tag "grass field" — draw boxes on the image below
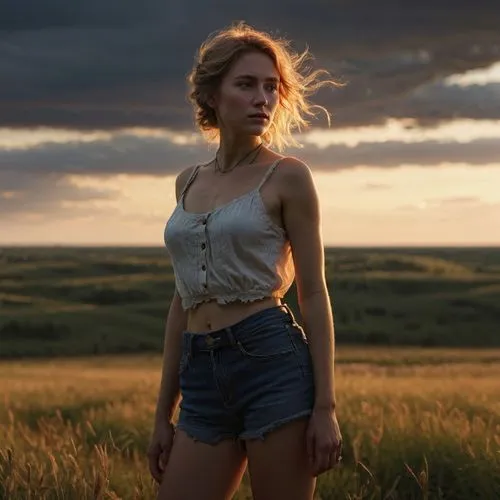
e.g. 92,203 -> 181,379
1,246 -> 500,358
1,349 -> 499,499
0,246 -> 499,498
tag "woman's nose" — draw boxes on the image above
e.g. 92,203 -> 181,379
253,89 -> 268,106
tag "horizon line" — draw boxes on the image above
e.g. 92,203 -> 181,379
1,243 -> 499,249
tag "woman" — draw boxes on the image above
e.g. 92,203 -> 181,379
149,22 -> 342,500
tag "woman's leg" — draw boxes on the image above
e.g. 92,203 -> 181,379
245,418 -> 315,500
157,429 -> 247,500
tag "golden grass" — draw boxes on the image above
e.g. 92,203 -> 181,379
1,348 -> 499,499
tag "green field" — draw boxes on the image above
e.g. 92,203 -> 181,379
1,247 -> 499,498
1,350 -> 499,499
1,246 -> 500,358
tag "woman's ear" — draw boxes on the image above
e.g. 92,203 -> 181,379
207,86 -> 220,109
207,94 -> 217,108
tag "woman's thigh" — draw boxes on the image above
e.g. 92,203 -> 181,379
157,430 -> 247,500
245,418 -> 316,500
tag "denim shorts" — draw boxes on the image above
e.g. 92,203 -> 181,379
176,303 -> 315,445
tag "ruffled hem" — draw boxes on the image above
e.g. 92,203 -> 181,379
182,292 -> 279,311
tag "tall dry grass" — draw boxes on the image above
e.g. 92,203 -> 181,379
1,351 -> 499,499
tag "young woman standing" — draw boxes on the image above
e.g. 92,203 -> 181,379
149,22 -> 342,500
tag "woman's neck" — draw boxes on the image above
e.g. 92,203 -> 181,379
216,136 -> 263,171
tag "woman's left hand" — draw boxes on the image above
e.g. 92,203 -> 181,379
306,406 -> 343,476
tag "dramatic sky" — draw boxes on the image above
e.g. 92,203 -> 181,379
1,0 -> 500,246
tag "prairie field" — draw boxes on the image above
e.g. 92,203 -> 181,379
0,246 -> 499,498
1,246 -> 500,358
1,350 -> 500,499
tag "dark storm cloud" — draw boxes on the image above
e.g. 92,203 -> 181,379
0,169 -> 118,219
299,137 -> 500,169
0,134 -> 209,176
394,82 -> 500,124
331,81 -> 500,128
1,0 -> 500,131
1,133 -> 499,180
2,129 -> 499,218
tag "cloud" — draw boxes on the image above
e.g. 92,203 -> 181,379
0,133 -> 209,176
427,196 -> 483,207
0,131 -> 498,221
396,197 -> 500,225
1,0 -> 500,131
327,80 -> 500,129
362,182 -> 392,190
2,132 -> 500,182
299,137 -> 500,169
389,82 -> 500,126
0,170 -> 119,219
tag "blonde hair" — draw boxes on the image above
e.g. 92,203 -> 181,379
187,21 -> 341,151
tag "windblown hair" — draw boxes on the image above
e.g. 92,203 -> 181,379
187,21 -> 341,151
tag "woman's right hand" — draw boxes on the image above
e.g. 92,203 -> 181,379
147,420 -> 175,483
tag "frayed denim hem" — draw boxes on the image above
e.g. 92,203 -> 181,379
239,409 -> 312,441
175,423 -> 240,447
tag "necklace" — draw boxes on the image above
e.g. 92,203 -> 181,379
214,143 -> 263,174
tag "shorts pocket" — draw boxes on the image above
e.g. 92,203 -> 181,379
287,323 -> 309,346
236,323 -> 296,359
286,323 -> 313,377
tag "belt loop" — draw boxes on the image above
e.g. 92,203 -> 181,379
225,327 -> 237,346
282,303 -> 297,324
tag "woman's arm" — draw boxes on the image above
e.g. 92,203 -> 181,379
153,166 -> 195,424
279,158 -> 336,410
280,157 -> 342,476
153,288 -> 187,425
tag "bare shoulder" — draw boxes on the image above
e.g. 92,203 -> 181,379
175,165 -> 198,202
275,156 -> 317,201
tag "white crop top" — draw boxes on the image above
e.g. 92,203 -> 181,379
164,159 -> 295,310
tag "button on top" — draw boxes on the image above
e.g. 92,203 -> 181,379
200,217 -> 208,290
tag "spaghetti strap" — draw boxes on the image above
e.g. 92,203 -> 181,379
180,165 -> 202,198
257,159 -> 282,190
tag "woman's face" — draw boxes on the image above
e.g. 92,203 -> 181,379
211,51 -> 280,137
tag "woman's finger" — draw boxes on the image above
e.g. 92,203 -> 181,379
315,443 -> 331,475
147,443 -> 163,483
328,449 -> 342,469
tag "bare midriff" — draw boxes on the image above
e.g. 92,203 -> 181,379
186,296 -> 282,333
